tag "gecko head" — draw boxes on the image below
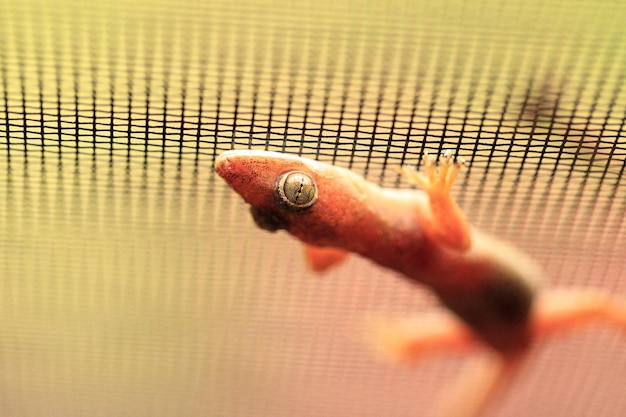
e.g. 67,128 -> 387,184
215,150 -> 367,244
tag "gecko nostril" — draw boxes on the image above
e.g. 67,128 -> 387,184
274,171 -> 318,212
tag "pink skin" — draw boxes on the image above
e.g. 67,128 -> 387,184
215,150 -> 626,417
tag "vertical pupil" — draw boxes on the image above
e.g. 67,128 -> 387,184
294,182 -> 304,202
276,171 -> 317,211
287,174 -> 305,202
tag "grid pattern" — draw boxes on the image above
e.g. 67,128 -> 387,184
0,0 -> 625,416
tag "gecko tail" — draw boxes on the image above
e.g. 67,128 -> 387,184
433,354 -> 526,417
303,244 -> 350,272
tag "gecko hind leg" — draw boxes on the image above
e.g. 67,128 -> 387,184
370,313 -> 526,417
434,354 -> 526,417
398,150 -> 471,251
533,288 -> 626,339
372,291 -> 626,417
436,290 -> 626,417
370,311 -> 481,364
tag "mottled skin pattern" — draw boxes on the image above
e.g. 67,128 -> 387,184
215,149 -> 626,417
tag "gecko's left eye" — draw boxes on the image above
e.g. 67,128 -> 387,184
274,171 -> 318,212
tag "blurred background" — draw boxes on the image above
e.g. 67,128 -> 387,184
0,0 -> 625,416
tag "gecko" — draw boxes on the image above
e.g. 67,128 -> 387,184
214,149 -> 626,417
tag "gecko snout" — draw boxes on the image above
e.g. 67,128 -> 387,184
214,152 -> 232,177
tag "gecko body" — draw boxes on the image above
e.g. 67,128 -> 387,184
215,149 -> 626,417
215,150 -> 541,356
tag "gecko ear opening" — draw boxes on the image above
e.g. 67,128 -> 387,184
274,171 -> 318,212
249,207 -> 287,232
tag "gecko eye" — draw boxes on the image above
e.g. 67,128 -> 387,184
274,171 -> 318,212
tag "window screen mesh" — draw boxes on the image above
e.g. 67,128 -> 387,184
1,0 -> 625,416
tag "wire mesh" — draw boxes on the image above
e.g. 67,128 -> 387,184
0,0 -> 625,416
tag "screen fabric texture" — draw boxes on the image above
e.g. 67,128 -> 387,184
0,1 -> 625,417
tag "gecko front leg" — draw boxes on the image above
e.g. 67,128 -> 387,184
399,151 -> 471,251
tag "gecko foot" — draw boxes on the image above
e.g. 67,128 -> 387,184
398,150 -> 465,195
398,150 -> 471,251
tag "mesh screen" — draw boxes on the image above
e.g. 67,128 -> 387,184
1,0 -> 625,416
